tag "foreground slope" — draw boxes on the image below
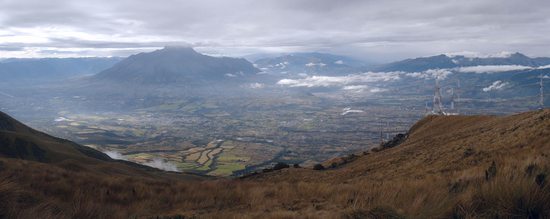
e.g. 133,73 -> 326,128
1,110 -> 549,218
0,110 -> 205,180
253,109 -> 550,182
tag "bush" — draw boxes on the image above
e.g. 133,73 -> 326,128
273,162 -> 290,171
485,161 -> 497,181
313,164 -> 325,170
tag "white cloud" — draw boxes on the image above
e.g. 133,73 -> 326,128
247,82 -> 265,89
342,85 -> 368,90
458,65 -> 533,73
104,150 -> 128,160
334,60 -> 344,65
143,158 -> 179,172
54,117 -> 72,122
483,80 -> 509,92
404,72 -> 425,78
404,69 -> 452,80
277,72 -> 401,88
305,62 -> 327,67
341,107 -> 364,116
369,87 -> 388,93
445,51 -> 514,58
425,69 -> 452,80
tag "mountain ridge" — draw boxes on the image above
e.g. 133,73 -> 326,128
372,52 -> 550,72
93,47 -> 260,85
0,57 -> 121,84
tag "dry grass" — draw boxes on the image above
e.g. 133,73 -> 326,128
2,155 -> 549,218
0,109 -> 549,218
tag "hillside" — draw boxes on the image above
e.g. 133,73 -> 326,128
93,47 -> 259,85
371,52 -> 550,72
0,110 -> 206,189
1,110 -> 549,218
253,109 -> 550,182
0,111 -> 113,163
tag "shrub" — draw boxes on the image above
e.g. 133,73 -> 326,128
485,161 -> 497,181
313,164 -> 325,170
463,148 -> 475,158
536,173 -> 546,187
273,162 -> 290,171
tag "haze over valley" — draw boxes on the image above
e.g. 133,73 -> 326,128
1,47 -> 548,176
1,0 -> 549,218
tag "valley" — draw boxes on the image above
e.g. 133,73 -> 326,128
5,93 -> 420,176
1,84 -> 540,176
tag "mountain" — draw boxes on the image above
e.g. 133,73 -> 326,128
254,52 -> 366,75
0,110 -> 112,162
373,52 -> 550,72
93,47 -> 260,85
0,110 -> 205,176
0,57 -> 121,84
1,109 -> 549,218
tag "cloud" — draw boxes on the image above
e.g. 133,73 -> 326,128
305,62 -> 327,67
277,72 -> 401,87
403,69 -> 452,80
341,107 -> 364,116
458,65 -> 533,73
246,82 -> 265,89
444,51 -> 514,58
1,0 -> 550,60
483,80 -> 509,92
342,85 -> 368,90
425,69 -> 452,80
369,87 -> 388,93
104,150 -> 128,160
143,158 -> 179,172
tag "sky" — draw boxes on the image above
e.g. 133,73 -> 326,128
1,0 -> 550,62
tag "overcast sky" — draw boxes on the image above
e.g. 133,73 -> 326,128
1,0 -> 549,62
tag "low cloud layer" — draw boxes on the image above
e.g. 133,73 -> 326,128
143,158 -> 180,172
458,64 -> 550,73
458,65 -> 534,73
104,150 -> 128,160
1,0 -> 550,60
277,72 -> 402,88
483,80 -> 509,92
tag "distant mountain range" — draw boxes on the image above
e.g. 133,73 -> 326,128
1,50 -> 547,104
93,47 -> 259,85
0,57 -> 121,84
371,52 -> 550,72
254,52 -> 365,75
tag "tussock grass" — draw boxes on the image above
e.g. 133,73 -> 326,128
2,157 -> 549,218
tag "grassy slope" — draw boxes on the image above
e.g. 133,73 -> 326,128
0,110 -> 549,218
254,109 -> 550,183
